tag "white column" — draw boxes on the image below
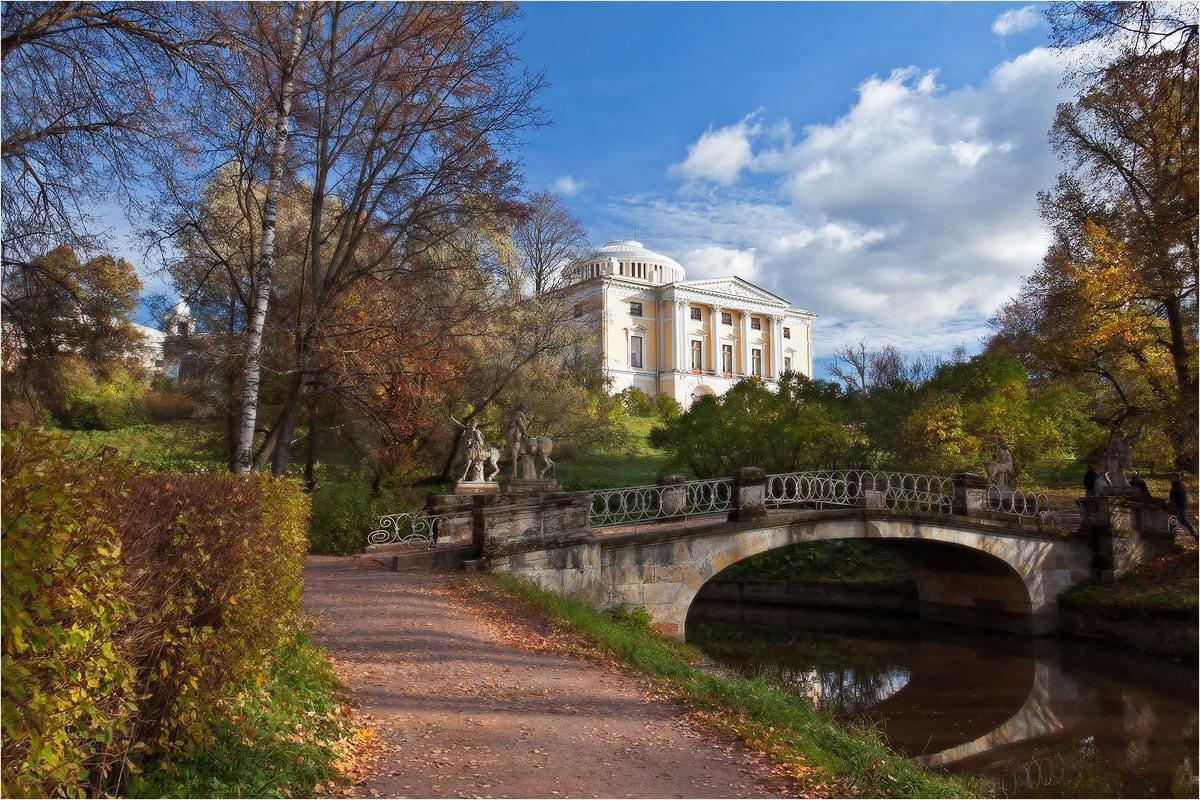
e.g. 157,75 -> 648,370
770,315 -> 784,379
674,301 -> 687,372
806,321 -> 814,376
709,304 -> 721,373
739,309 -> 751,376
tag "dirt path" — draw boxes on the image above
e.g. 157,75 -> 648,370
303,556 -> 796,799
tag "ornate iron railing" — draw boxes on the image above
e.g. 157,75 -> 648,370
589,477 -> 733,529
766,470 -> 955,515
366,511 -> 471,549
984,486 -> 1082,532
1168,512 -> 1197,540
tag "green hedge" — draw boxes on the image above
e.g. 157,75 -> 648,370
1,428 -> 311,797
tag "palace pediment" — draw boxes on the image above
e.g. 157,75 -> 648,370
675,277 -> 791,307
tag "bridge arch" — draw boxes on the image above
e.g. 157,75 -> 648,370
607,512 -> 1093,639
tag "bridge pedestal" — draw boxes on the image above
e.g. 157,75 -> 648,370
1080,495 -> 1176,581
727,467 -> 768,523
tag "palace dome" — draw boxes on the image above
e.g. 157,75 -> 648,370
568,239 -> 685,284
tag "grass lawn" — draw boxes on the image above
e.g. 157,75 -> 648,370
555,414 -> 682,490
56,418 -> 228,470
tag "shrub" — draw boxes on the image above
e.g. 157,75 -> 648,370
617,386 -> 655,416
309,476 -> 401,555
0,398 -> 49,429
1,428 -> 311,796
140,389 -> 197,422
2,433 -> 138,797
55,358 -> 148,431
652,393 -> 682,421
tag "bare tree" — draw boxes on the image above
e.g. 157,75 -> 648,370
512,190 -> 590,296
826,339 -> 951,393
1,2 -> 223,263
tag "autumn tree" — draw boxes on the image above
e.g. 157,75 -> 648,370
1,245 -> 144,423
252,3 -> 544,476
990,2 -> 1198,469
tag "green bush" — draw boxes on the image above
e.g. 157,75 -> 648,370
1,428 -> 312,796
616,386 -> 655,416
309,477 -> 400,555
55,358 -> 148,431
1,433 -> 138,797
652,393 -> 682,421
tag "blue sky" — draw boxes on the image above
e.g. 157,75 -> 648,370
130,2 -> 1071,377
510,2 -> 1070,372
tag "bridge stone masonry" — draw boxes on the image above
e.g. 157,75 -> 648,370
374,468 -> 1180,640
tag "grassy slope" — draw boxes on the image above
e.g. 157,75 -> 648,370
59,418 -> 228,470
555,415 -> 681,490
1062,548 -> 1198,619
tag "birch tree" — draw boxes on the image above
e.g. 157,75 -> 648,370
232,3 -> 309,474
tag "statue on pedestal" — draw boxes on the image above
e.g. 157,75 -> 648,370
502,403 -> 559,490
985,441 -> 1014,488
450,416 -> 499,484
1103,431 -> 1132,490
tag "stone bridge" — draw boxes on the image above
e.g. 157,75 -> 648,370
372,469 -> 1178,639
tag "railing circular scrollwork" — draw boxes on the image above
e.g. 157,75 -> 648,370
984,486 -> 1082,532
589,477 -> 732,528
367,512 -> 460,549
765,470 -> 954,515
1168,513 -> 1197,541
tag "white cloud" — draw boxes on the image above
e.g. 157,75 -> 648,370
640,46 -> 1074,359
551,174 -> 586,195
668,112 -> 762,186
684,245 -> 759,282
992,6 -> 1042,37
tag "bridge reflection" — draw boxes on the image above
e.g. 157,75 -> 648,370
687,602 -> 1198,797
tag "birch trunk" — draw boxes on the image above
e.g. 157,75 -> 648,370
233,3 -> 305,473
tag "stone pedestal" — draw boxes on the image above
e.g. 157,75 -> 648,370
658,474 -> 688,517
728,466 -> 767,523
502,478 -> 562,494
952,472 -> 989,516
453,480 -> 500,495
472,492 -> 590,560
1080,494 -> 1176,581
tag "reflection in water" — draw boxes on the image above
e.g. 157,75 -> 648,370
688,601 -> 1199,798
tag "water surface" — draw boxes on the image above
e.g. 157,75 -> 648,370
688,601 -> 1198,797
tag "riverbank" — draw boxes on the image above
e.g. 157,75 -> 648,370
1059,548 -> 1198,659
303,556 -> 982,798
701,545 -> 1198,660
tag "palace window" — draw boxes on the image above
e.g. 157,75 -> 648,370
783,326 -> 791,339
722,344 -> 733,374
752,348 -> 762,377
784,356 -> 792,371
721,312 -> 732,325
629,301 -> 643,317
691,340 -> 703,370
690,307 -> 702,321
630,335 -> 644,369
750,317 -> 761,331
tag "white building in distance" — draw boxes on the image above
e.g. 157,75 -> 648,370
564,239 -> 816,407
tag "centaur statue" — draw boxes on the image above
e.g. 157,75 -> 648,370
984,441 -> 1014,488
449,415 -> 500,482
505,404 -> 555,480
